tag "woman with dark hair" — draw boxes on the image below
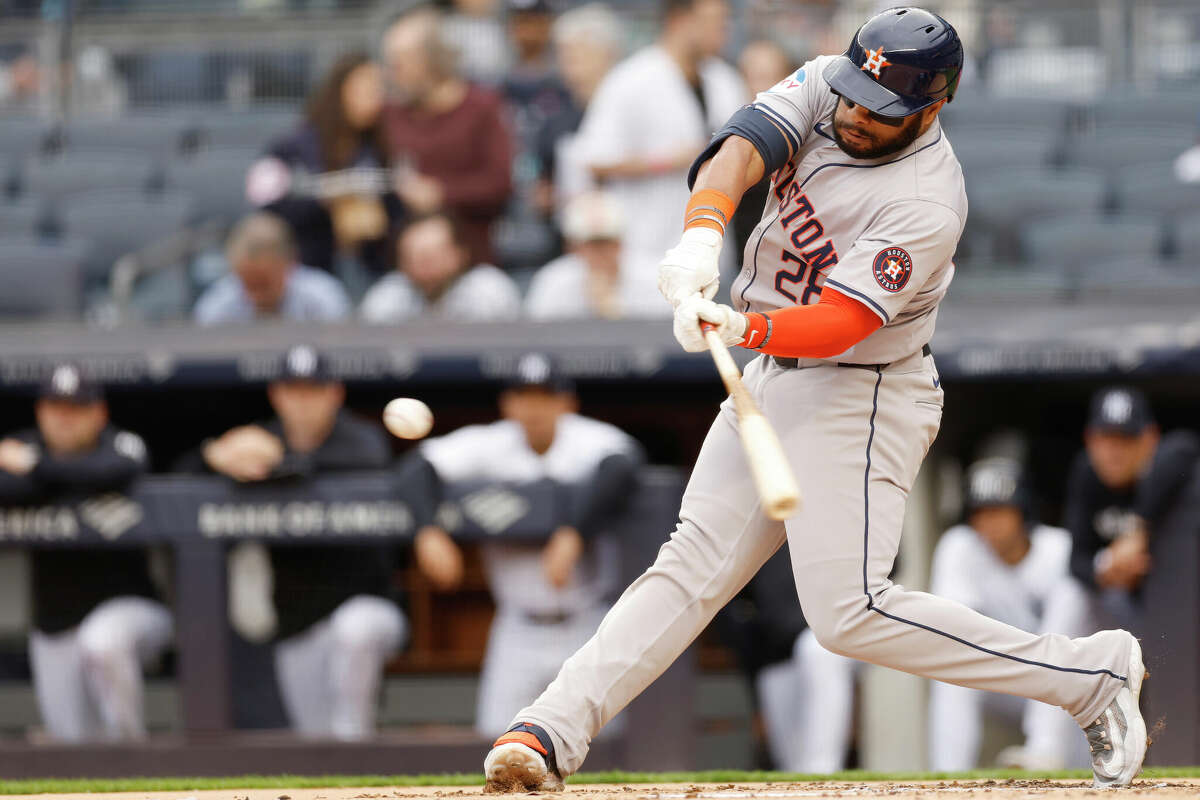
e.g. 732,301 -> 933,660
246,52 -> 402,282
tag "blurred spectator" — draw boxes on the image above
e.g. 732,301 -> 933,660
441,0 -> 511,84
733,37 -> 797,256
525,191 -> 623,319
495,0 -> 574,272
738,37 -> 794,96
0,364 -> 168,742
535,3 -> 624,210
382,6 -> 514,265
503,0 -> 567,115
69,45 -> 127,116
927,458 -> 1083,772
412,353 -> 640,735
361,211 -> 520,323
0,49 -> 40,112
246,52 -> 401,279
1174,112 -> 1200,183
574,0 -> 746,317
180,345 -> 405,740
194,212 -> 351,325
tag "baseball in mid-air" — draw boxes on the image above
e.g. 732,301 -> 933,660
383,397 -> 434,440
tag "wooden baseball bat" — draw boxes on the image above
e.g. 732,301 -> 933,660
701,324 -> 801,520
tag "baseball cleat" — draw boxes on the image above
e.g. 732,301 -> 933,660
1085,633 -> 1147,788
483,722 -> 564,793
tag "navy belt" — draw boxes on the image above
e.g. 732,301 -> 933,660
773,343 -> 932,371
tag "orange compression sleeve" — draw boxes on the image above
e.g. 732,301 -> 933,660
738,288 -> 883,358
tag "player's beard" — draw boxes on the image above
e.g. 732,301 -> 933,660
831,112 -> 924,159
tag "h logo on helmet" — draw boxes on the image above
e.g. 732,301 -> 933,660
860,46 -> 890,78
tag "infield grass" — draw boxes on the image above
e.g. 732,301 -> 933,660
2,768 -> 1200,795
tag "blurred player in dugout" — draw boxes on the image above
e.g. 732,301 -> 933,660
997,386 -> 1200,768
926,458 -> 1085,772
179,344 -> 407,739
0,364 -> 168,742
410,353 -> 641,735
788,456 -> 1103,773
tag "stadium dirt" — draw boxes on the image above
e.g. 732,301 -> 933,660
6,780 -> 1200,800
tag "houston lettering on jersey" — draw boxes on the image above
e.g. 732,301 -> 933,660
772,173 -> 839,305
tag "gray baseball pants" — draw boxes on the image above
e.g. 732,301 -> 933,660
515,351 -> 1133,775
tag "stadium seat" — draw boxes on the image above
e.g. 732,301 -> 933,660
0,237 -> 86,317
1168,209 -> 1200,255
163,147 -> 257,225
1112,163 -> 1200,219
60,114 -> 189,157
1020,213 -> 1164,269
189,109 -> 297,151
20,149 -> 160,200
939,95 -> 1074,134
0,198 -> 49,237
948,260 -> 1072,303
1087,90 -> 1200,128
949,128 -> 1059,175
1077,256 -> 1200,299
965,167 -> 1108,260
0,117 -> 53,157
1065,124 -> 1193,172
59,189 -> 193,286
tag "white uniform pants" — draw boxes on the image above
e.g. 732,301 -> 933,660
515,353 -> 1133,776
476,606 -> 608,737
755,627 -> 860,774
29,596 -> 173,742
274,595 -> 406,740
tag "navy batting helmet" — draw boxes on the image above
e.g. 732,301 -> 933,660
823,7 -> 963,119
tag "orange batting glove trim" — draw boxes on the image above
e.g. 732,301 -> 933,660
493,730 -> 549,755
740,312 -> 771,350
685,188 -> 736,235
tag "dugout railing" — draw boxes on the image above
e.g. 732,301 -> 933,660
0,467 -> 692,778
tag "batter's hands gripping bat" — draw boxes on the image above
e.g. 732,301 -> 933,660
701,323 -> 801,520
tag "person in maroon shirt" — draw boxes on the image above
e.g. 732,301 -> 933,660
382,6 -> 514,267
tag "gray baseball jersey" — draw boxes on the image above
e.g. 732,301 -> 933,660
734,54 -> 966,365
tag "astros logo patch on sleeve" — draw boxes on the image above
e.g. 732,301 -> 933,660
872,247 -> 912,292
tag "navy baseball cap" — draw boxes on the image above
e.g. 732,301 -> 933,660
506,352 -> 574,393
1087,386 -> 1154,436
39,363 -> 103,404
278,344 -> 333,383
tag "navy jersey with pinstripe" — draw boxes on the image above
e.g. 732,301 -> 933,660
731,54 -> 967,366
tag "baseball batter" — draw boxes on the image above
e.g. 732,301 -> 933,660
484,8 -> 1146,791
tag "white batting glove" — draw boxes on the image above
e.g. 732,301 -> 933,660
673,295 -> 747,353
657,227 -> 722,308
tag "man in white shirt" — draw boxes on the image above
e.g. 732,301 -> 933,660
360,211 -> 520,323
573,0 -> 745,317
526,191 -> 623,320
194,213 -> 351,325
412,354 -> 641,735
928,458 -> 1086,771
